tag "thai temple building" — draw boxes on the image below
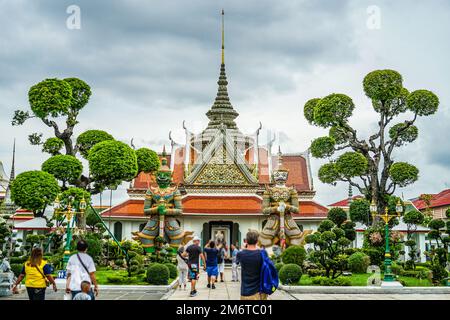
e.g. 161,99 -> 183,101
101,11 -> 328,246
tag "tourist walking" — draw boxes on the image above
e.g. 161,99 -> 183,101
176,246 -> 189,290
65,240 -> 98,300
204,240 -> 219,289
12,247 -> 57,300
236,230 -> 266,300
183,236 -> 206,297
231,244 -> 240,282
217,242 -> 227,282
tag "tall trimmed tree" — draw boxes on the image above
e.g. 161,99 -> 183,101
304,70 -> 439,213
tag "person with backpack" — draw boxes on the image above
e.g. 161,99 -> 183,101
176,246 -> 189,290
65,240 -> 98,300
12,247 -> 57,300
236,230 -> 278,300
217,242 -> 227,282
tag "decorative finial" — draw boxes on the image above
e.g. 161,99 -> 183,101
277,146 -> 283,169
348,183 -> 353,205
221,9 -> 225,65
162,144 -> 167,157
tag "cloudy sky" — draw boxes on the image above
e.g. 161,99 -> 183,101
0,0 -> 449,206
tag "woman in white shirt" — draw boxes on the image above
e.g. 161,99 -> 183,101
176,246 -> 189,289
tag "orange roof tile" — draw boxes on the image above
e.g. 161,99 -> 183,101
412,189 -> 450,210
183,196 -> 262,214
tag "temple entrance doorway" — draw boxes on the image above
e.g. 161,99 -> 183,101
202,221 -> 240,257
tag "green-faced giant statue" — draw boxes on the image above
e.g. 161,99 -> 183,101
132,155 -> 193,252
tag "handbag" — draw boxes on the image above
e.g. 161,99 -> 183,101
34,265 -> 50,287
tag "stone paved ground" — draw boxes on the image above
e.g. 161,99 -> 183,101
167,268 -> 294,300
0,287 -> 164,300
292,293 -> 450,300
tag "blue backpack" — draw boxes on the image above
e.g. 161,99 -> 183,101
259,249 -> 279,295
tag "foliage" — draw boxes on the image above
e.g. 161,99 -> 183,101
426,218 -> 449,284
305,210 -> 356,279
41,155 -> 83,186
349,198 -> 371,226
76,130 -> 114,159
403,209 -> 425,270
11,170 -> 60,216
303,69 -> 439,216
88,140 -> 138,190
389,162 -> 419,187
163,263 -> 178,279
348,252 -> 370,273
60,187 -> 91,211
310,276 -> 351,286
310,136 -> 335,158
307,269 -> 326,277
327,207 -> 348,226
42,137 -> 64,155
135,148 -> 160,174
28,78 -> 73,118
279,264 -> 302,285
146,263 -> 170,285
281,245 -> 306,266
10,264 -> 23,277
274,262 -> 284,273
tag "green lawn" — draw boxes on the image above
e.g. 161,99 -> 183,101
95,268 -> 175,285
297,273 -> 433,287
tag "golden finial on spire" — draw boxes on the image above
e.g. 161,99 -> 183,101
221,9 -> 225,65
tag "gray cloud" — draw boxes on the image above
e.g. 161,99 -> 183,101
0,0 -> 449,206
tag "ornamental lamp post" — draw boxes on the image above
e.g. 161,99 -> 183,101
370,199 -> 403,282
53,195 -> 87,270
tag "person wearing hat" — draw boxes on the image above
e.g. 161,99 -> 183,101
183,236 -> 206,297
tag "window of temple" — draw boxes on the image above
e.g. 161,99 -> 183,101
296,222 -> 304,232
139,223 -> 146,231
114,221 -> 123,241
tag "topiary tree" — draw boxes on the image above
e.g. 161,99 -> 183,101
280,245 -> 306,267
402,209 -> 425,270
305,210 -> 356,279
76,130 -> 114,159
349,198 -> 371,226
10,171 -> 60,217
348,252 -> 370,273
327,207 -> 348,226
146,263 -> 170,285
304,70 -> 439,215
278,263 -> 302,285
42,137 -> 64,155
136,148 -> 160,174
426,218 -> 449,285
88,140 -> 138,191
41,155 -> 83,188
163,262 -> 178,279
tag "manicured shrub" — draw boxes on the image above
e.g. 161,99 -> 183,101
311,276 -> 351,286
275,262 -> 284,273
348,252 -> 370,273
390,263 -> 404,276
307,269 -> 326,277
10,264 -> 23,277
281,245 -> 307,266
279,264 -> 302,285
164,263 -> 178,279
146,263 -> 170,285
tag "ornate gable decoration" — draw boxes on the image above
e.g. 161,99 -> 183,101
185,129 -> 258,185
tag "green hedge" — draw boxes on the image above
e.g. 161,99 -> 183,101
348,252 -> 370,273
311,276 -> 351,286
281,246 -> 307,266
275,262 -> 284,273
164,263 -> 178,279
10,263 -> 23,277
146,263 -> 170,285
307,269 -> 326,277
279,264 -> 302,285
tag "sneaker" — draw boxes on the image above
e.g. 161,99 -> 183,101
212,284 -> 216,289
221,279 -> 224,282
207,284 -> 211,288
190,291 -> 197,297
